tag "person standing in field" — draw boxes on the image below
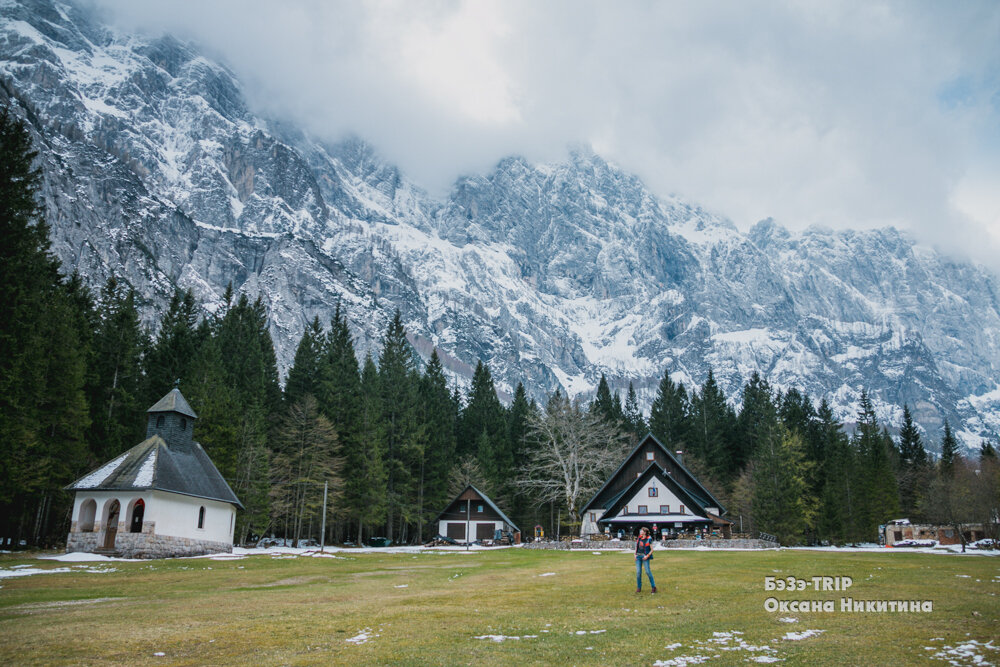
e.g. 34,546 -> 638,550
635,526 -> 656,593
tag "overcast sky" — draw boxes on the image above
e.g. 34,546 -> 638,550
91,0 -> 1000,269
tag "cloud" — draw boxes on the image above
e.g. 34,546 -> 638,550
89,0 -> 1000,269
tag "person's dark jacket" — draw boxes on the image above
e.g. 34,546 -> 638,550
636,535 -> 653,560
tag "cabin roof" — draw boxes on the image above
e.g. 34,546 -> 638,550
599,462 -> 708,523
434,485 -> 518,532
581,432 -> 724,514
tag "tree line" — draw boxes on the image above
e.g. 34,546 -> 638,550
2,106 -> 997,548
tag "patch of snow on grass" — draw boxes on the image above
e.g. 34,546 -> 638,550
394,584 -> 408,588
782,630 -> 825,641
927,639 -> 999,665
538,572 -> 556,577
345,628 -> 379,645
778,617 -> 798,623
653,656 -> 712,666
474,634 -> 536,642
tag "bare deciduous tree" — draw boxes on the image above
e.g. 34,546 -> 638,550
516,393 -> 629,533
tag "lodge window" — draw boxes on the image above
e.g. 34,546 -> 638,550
180,418 -> 187,430
646,451 -> 654,460
638,505 -> 648,515
157,416 -> 164,428
648,487 -> 658,497
660,505 -> 669,514
197,506 -> 206,529
477,505 -> 484,513
679,505 -> 685,514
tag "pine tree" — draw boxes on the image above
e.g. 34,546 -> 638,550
418,350 -> 457,541
689,370 -> 737,480
648,368 -> 689,449
270,396 -> 343,546
852,391 -> 900,538
458,360 -> 507,460
622,382 -> 646,442
896,405 -> 929,518
0,106 -> 89,545
144,289 -> 202,403
377,310 -> 422,541
355,354 -> 387,542
748,425 -> 815,545
283,316 -> 324,407
814,400 -> 855,543
939,419 -> 959,477
591,374 -> 621,425
735,371 -> 777,469
88,277 -> 146,461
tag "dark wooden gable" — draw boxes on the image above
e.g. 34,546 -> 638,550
602,462 -> 709,520
434,485 -> 518,530
582,433 -> 724,515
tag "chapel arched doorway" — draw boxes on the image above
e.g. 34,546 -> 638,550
103,500 -> 120,550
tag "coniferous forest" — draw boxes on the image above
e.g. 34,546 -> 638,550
2,108 -> 998,549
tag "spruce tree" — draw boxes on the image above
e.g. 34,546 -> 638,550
283,316 -> 324,406
748,425 -> 815,545
689,370 -> 737,480
591,374 -> 621,425
0,106 -> 89,544
896,405 -> 928,518
940,419 -> 959,477
814,400 -> 854,543
377,310 -> 421,541
355,353 -> 387,542
88,277 -> 146,461
144,289 -> 202,403
648,368 -> 690,449
418,350 -> 458,540
852,391 -> 900,538
622,382 -> 646,442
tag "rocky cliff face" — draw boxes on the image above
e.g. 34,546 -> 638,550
2,0 -> 998,449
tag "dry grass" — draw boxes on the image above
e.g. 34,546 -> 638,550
0,548 -> 997,665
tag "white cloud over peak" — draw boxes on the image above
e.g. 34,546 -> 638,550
90,0 -> 1000,269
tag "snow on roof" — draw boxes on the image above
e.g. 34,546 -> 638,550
133,449 -> 156,487
71,453 -> 128,489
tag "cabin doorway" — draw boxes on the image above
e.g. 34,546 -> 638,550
130,499 -> 145,533
103,500 -> 120,550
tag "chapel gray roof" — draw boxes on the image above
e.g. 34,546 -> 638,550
65,435 -> 243,509
147,387 -> 198,419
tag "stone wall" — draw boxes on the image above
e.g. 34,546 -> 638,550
66,530 -> 232,559
522,538 -> 777,550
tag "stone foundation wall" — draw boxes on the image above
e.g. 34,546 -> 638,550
66,531 -> 232,559
523,538 -> 777,550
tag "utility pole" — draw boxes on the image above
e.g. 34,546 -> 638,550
320,480 -> 328,553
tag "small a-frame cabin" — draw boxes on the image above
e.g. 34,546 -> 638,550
65,388 -> 242,558
580,433 -> 730,538
435,486 -> 518,544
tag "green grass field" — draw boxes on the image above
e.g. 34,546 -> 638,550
0,547 -> 997,666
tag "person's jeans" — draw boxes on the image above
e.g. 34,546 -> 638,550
636,556 -> 655,590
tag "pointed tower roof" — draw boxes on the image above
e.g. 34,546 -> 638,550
148,388 -> 198,419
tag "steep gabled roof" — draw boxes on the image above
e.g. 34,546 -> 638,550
147,388 -> 198,419
582,432 -> 725,514
66,436 -> 242,509
434,485 -> 518,532
600,462 -> 709,522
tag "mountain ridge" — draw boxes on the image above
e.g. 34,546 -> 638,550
2,0 -> 999,450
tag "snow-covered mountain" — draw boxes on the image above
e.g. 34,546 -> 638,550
3,0 -> 999,449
